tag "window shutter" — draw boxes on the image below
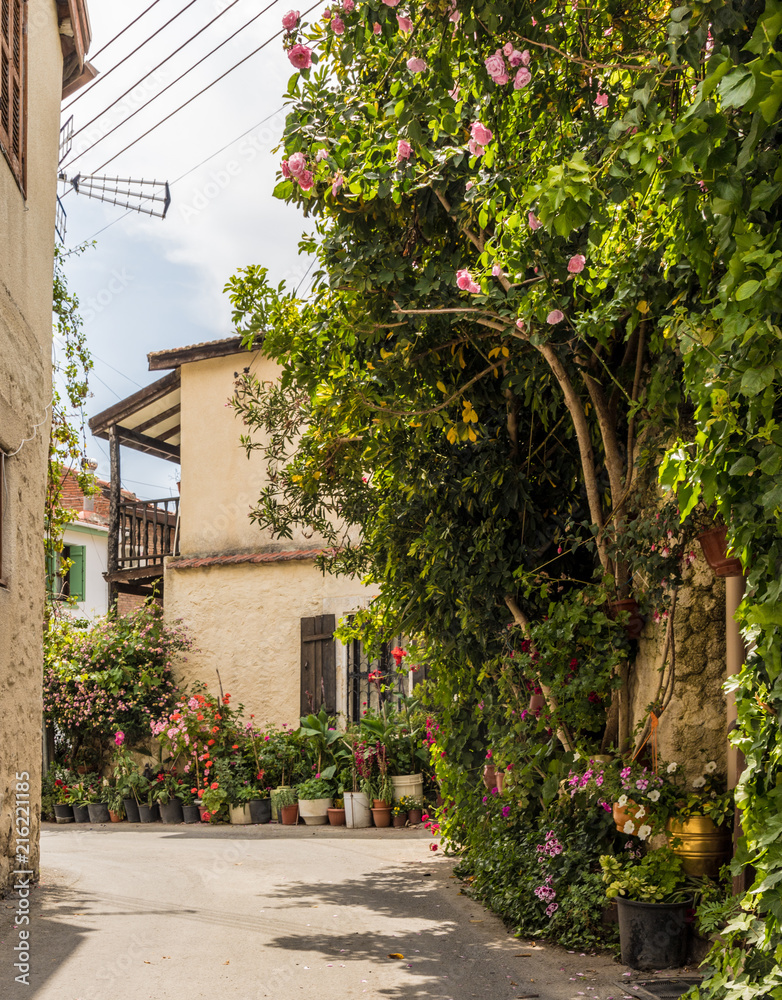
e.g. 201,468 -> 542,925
68,545 -> 86,601
0,0 -> 26,193
45,551 -> 57,596
300,615 -> 336,717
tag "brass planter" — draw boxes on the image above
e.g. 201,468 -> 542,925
667,815 -> 732,878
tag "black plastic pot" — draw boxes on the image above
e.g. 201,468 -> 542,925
87,802 -> 111,824
616,896 -> 691,970
159,800 -> 184,824
249,799 -> 271,824
138,804 -> 160,823
182,804 -> 201,824
123,798 -> 141,823
72,803 -> 90,823
54,804 -> 74,824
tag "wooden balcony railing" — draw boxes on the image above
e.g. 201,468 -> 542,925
117,496 -> 179,572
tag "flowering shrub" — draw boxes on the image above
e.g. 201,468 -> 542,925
44,604 -> 191,764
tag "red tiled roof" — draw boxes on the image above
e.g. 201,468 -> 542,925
167,549 -> 323,570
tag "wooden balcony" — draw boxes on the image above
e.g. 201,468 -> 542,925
117,496 -> 180,573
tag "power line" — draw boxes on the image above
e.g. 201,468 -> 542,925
74,104 -> 285,245
88,0 -> 166,63
70,0 -> 250,144
61,0 -> 284,171
63,0 -> 202,111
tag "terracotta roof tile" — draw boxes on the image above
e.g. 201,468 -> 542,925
167,548 -> 323,570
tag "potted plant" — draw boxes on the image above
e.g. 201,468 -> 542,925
277,786 -> 299,825
53,776 -> 74,824
328,796 -> 346,826
200,782 -> 228,823
404,796 -> 424,825
296,776 -> 333,826
248,766 -> 271,824
106,782 -> 126,822
154,774 -> 185,824
137,775 -> 160,823
112,743 -> 144,823
667,762 -> 734,878
371,766 -> 394,827
229,784 -> 255,825
345,745 -> 372,829
392,801 -> 408,828
600,848 -> 697,970
180,785 -> 201,824
66,778 -> 92,823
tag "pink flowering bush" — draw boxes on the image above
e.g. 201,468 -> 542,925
288,43 -> 313,69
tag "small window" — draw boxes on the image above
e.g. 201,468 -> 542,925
0,0 -> 27,194
48,544 -> 86,602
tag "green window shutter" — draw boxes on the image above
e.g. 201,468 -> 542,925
68,545 -> 86,601
45,552 -> 58,595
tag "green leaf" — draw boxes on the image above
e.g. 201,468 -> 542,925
736,279 -> 762,300
740,365 -> 776,394
729,455 -> 756,475
719,70 -> 756,108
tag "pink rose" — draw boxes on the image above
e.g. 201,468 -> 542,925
514,67 -> 532,89
448,84 -> 460,100
595,92 -> 609,108
449,8 -> 460,22
528,211 -> 541,230
465,181 -> 474,190
493,71 -> 509,86
521,49 -> 531,65
492,263 -> 504,278
508,49 -> 524,67
516,318 -> 525,331
383,0 -> 401,6
316,148 -> 328,162
407,56 -> 427,72
373,21 -> 382,33
331,173 -> 344,196
471,121 -> 493,146
456,269 -> 480,293
467,138 -> 485,157
288,151 -> 307,177
503,42 -> 513,56
397,14 -> 413,32
282,9 -> 300,30
288,43 -> 312,68
331,14 -> 345,32
567,253 -> 586,274
484,52 -> 505,80
343,0 -> 355,9
281,159 -> 291,179
298,170 -> 314,190
397,139 -> 412,162
547,309 -> 564,324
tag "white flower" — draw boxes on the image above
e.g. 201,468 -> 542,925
638,824 -> 652,841
667,762 -> 678,773
635,806 -> 646,819
623,820 -> 636,834
618,794 -> 628,807
692,776 -> 706,789
705,761 -> 717,774
648,789 -> 660,802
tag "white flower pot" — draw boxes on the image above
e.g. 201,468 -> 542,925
390,774 -> 424,803
229,804 -> 252,825
344,792 -> 371,829
298,797 -> 332,826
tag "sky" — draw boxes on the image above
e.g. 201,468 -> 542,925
58,0 -> 321,498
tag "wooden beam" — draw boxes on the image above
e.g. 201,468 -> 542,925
147,337 -> 252,371
89,370 -> 180,438
133,403 -> 180,435
108,426 -> 120,610
117,425 -> 180,463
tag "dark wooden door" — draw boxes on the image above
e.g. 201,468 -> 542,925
300,615 -> 336,717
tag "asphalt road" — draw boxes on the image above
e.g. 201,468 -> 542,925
0,823 -> 623,1000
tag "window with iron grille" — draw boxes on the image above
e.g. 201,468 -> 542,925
0,0 -> 26,194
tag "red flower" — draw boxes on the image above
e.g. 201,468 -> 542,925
429,843 -> 438,852
208,739 -> 215,746
232,744 -> 239,750
210,782 -> 219,790
223,693 -> 231,705
212,726 -> 219,734
390,645 -> 408,666
191,788 -> 198,795
55,779 -> 63,787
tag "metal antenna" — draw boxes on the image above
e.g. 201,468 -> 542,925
59,173 -> 172,219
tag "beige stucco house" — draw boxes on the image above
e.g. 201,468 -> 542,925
89,338 -> 380,727
0,0 -> 93,890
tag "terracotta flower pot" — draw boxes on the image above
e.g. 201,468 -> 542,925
528,693 -> 546,715
613,799 -> 651,834
327,808 -> 346,826
108,809 -> 123,823
373,799 -> 390,809
371,806 -> 392,828
495,771 -> 505,794
280,804 -> 299,826
393,812 -> 408,828
609,598 -> 645,639
482,764 -> 497,790
697,526 -> 743,577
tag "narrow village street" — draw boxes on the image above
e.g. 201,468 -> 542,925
0,825 -> 625,1000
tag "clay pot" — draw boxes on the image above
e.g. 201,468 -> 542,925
528,693 -> 546,715
327,808 -> 346,826
371,806 -> 392,828
697,526 -> 743,577
609,598 -> 645,639
280,804 -> 299,826
373,799 -> 390,809
108,809 -> 124,823
495,771 -> 505,794
613,799 -> 651,833
392,813 -> 408,828
482,764 -> 497,790
408,808 -> 423,825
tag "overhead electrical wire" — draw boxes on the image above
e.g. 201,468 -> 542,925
63,0 -> 202,111
69,0 -> 251,144
87,0 -> 166,63
61,0 -> 285,171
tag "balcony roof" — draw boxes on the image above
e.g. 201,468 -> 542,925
88,370 -> 181,464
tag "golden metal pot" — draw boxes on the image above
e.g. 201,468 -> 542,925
667,815 -> 732,878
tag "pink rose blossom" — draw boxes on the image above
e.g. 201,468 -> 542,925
331,14 -> 345,33
288,151 -> 307,177
449,8 -> 460,22
521,49 -> 531,64
514,67 -> 532,89
471,121 -> 493,146
567,253 -> 586,274
316,148 -> 328,162
456,269 -> 481,294
396,139 -> 412,162
492,263 -> 504,278
331,172 -> 344,196
528,211 -> 542,230
297,170 -> 314,191
485,52 -> 506,80
397,14 -> 413,32
547,309 -> 564,324
503,42 -> 513,56
343,0 -> 354,9
465,181 -> 474,191
373,21 -> 382,33
516,318 -> 525,331
383,0 -> 401,6
407,56 -> 427,72
595,92 -> 609,108
509,49 -> 524,67
467,138 -> 485,157
288,43 -> 312,68
281,159 -> 291,179
282,9 -> 300,30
